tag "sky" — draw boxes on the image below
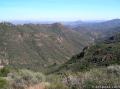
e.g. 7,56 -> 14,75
0,0 -> 120,21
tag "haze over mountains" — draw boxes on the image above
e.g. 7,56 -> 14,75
5,18 -> 119,25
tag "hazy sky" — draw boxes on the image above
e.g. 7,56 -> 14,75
0,0 -> 120,21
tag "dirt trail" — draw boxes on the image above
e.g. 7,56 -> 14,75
27,82 -> 49,89
27,84 -> 45,89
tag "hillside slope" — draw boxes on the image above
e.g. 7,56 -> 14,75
53,33 -> 120,73
0,22 -> 93,71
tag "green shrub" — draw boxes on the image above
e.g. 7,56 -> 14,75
19,69 -> 45,84
8,69 -> 46,89
0,67 -> 10,77
0,77 -> 8,89
83,80 -> 97,89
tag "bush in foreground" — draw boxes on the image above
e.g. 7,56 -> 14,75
0,77 -> 8,89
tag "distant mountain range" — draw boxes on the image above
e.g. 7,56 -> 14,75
2,19 -> 119,25
63,19 -> 120,27
70,19 -> 120,39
